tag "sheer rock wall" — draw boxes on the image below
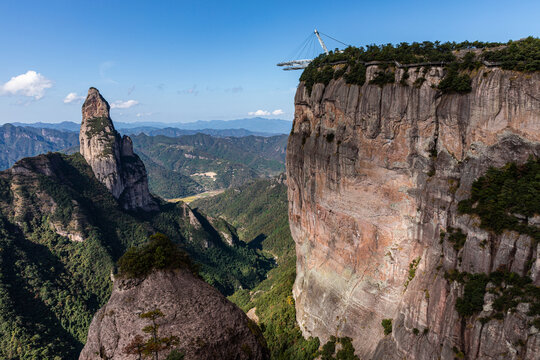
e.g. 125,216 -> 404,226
286,67 -> 540,359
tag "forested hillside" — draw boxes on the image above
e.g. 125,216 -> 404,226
0,123 -> 288,200
0,152 -> 272,359
0,124 -> 79,169
132,133 -> 287,198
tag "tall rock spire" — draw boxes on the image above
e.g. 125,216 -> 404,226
79,87 -> 157,211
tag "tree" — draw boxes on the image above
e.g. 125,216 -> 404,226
124,335 -> 145,360
124,308 -> 182,360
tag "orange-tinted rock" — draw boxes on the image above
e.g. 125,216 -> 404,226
287,67 -> 540,359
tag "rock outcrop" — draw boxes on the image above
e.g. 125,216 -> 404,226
287,66 -> 540,359
79,87 -> 157,211
79,269 -> 269,360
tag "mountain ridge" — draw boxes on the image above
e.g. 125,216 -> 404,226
10,117 -> 292,135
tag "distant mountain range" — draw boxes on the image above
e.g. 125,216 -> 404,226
10,117 -> 293,136
123,127 -> 275,137
0,122 -> 287,198
0,123 -> 79,169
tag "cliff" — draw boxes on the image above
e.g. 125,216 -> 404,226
287,65 -> 540,359
80,268 -> 269,360
80,87 -> 157,211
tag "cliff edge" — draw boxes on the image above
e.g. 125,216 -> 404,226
287,60 -> 540,359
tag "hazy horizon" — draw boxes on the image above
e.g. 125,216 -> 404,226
4,116 -> 293,125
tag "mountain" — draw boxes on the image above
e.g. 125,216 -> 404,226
80,235 -> 269,360
79,87 -> 157,211
131,133 -> 287,198
123,127 -> 276,137
10,117 -> 293,136
10,121 -> 80,132
0,123 -> 79,169
166,118 -> 292,134
116,118 -> 292,135
0,121 -> 287,199
288,40 -> 540,359
0,88 -> 272,359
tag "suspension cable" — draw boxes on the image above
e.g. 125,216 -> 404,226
319,31 -> 350,47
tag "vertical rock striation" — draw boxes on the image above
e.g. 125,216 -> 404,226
287,67 -> 540,359
80,87 -> 157,211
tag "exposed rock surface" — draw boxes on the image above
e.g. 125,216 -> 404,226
80,87 -> 157,211
287,67 -> 540,359
79,269 -> 269,360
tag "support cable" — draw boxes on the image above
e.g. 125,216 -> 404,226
319,32 -> 350,47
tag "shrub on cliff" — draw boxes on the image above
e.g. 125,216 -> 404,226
483,36 -> 540,72
117,233 -> 197,278
300,37 -> 539,95
437,64 -> 472,94
381,319 -> 392,335
457,157 -> 540,242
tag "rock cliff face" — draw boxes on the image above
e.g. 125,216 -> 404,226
287,66 -> 540,359
80,87 -> 157,211
79,269 -> 269,360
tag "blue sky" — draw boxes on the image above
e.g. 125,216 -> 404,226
0,0 -> 538,124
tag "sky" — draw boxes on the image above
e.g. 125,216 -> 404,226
0,0 -> 539,124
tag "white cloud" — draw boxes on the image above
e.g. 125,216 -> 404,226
248,109 -> 285,116
111,100 -> 139,109
63,92 -> 84,104
136,112 -> 152,118
1,70 -> 52,99
248,110 -> 271,116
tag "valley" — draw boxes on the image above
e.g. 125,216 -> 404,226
0,18 -> 538,359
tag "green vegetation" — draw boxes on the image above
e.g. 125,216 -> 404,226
317,336 -> 359,360
443,158 -> 540,323
457,157 -> 540,243
343,62 -> 366,86
131,133 -> 288,199
193,177 -> 293,259
404,257 -> 421,289
381,319 -> 392,335
441,227 -> 467,251
124,308 -> 183,359
437,63 -> 472,94
483,37 -> 540,72
84,117 -> 113,138
445,270 -> 540,322
118,234 -> 196,278
0,152 -> 273,359
300,37 -> 540,95
369,70 -> 395,86
138,152 -> 204,199
400,70 -> 410,86
196,178 -> 360,359
0,124 -> 79,170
